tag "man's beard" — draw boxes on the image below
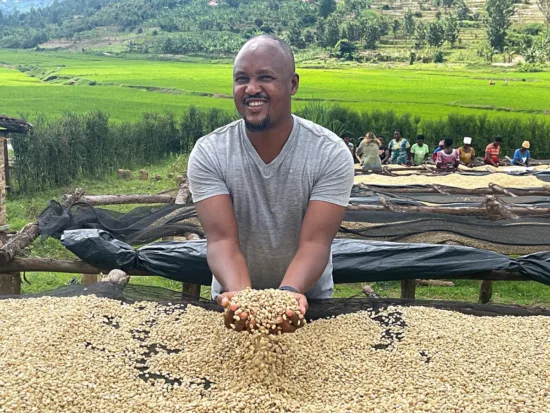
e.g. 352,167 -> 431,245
245,115 -> 271,132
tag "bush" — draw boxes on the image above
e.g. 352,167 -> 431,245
414,11 -> 423,17
517,63 -> 544,72
434,50 -> 444,63
381,4 -> 391,10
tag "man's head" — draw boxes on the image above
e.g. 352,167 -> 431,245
444,138 -> 453,148
521,140 -> 530,151
393,129 -> 402,140
378,136 -> 385,144
416,134 -> 425,146
233,35 -> 299,132
463,137 -> 472,148
343,135 -> 351,143
494,136 -> 503,147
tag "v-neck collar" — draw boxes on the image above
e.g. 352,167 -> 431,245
240,115 -> 299,175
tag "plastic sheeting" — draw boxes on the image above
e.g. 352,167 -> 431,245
61,230 -> 550,286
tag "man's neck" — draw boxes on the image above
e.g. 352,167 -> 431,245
246,115 -> 294,164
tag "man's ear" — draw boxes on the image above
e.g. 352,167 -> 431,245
290,73 -> 299,96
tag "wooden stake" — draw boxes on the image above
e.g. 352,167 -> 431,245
139,170 -> 149,180
479,280 -> 493,304
400,280 -> 416,299
81,273 -> 98,285
0,135 -> 19,294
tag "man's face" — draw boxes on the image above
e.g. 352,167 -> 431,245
344,137 -> 350,143
417,139 -> 424,147
378,137 -> 384,144
394,131 -> 401,139
233,39 -> 299,132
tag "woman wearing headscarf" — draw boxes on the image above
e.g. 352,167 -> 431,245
458,137 -> 476,167
388,129 -> 411,165
356,132 -> 382,171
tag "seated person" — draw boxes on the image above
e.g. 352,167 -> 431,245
458,137 -> 476,167
436,138 -> 459,171
432,140 -> 444,162
511,141 -> 531,166
484,136 -> 502,167
410,134 -> 430,166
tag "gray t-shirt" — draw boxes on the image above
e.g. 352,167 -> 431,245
187,115 -> 355,299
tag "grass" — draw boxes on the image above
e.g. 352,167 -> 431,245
6,154 -> 550,306
1,49 -> 550,122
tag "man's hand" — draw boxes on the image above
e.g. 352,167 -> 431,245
217,291 -> 250,332
277,291 -> 308,333
216,290 -> 308,334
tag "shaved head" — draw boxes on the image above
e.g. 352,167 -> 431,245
238,35 -> 296,74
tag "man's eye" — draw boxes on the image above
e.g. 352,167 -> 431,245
260,76 -> 274,80
235,77 -> 248,82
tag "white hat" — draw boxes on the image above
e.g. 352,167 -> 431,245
463,137 -> 472,145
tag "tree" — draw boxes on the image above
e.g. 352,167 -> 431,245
444,13 -> 460,47
442,0 -> 455,13
334,39 -> 357,59
427,21 -> 445,47
363,19 -> 381,49
535,0 -> 550,35
323,15 -> 340,47
319,0 -> 337,18
485,0 -> 515,52
287,23 -> 305,49
415,21 -> 427,49
403,9 -> 415,40
392,19 -> 401,38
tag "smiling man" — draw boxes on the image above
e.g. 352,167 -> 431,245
187,35 -> 355,332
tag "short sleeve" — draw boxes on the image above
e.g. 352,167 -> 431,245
411,144 -> 416,154
436,151 -> 443,163
310,143 -> 355,206
405,140 -> 411,149
472,148 -> 476,156
187,138 -> 230,203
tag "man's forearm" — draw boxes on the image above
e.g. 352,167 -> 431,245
206,239 -> 251,291
280,242 -> 331,293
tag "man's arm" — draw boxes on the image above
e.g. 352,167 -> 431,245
194,195 -> 251,293
279,200 -> 346,294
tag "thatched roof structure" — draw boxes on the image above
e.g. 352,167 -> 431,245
0,115 -> 32,134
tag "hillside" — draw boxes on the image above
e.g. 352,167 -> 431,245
0,0 -> 548,65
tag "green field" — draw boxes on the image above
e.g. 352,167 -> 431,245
1,49 -> 549,122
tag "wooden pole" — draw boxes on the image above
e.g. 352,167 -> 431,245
479,280 -> 494,304
2,133 -> 9,192
81,273 -> 99,285
400,279 -> 416,299
0,223 -> 39,265
0,134 -> 19,294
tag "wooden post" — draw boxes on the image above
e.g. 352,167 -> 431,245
81,274 -> 98,285
479,280 -> 493,304
2,134 -> 9,192
139,170 -> 149,181
0,134 -> 19,294
400,280 -> 416,299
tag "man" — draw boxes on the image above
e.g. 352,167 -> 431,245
458,137 -> 475,167
410,134 -> 430,166
187,35 -> 355,333
378,135 -> 389,164
343,133 -> 359,163
436,138 -> 459,171
484,136 -> 503,167
511,141 -> 530,166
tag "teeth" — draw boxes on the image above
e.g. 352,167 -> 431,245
248,101 -> 265,107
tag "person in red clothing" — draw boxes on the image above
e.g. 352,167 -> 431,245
484,136 -> 503,167
436,138 -> 459,171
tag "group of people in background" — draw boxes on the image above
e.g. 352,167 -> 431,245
343,131 -> 532,172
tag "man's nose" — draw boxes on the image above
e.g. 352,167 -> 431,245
245,79 -> 262,96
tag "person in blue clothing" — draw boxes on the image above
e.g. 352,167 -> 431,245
511,141 -> 531,166
432,140 -> 444,162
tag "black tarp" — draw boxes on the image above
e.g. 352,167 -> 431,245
61,230 -> 550,286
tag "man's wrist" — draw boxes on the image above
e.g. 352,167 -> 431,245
279,285 -> 300,294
